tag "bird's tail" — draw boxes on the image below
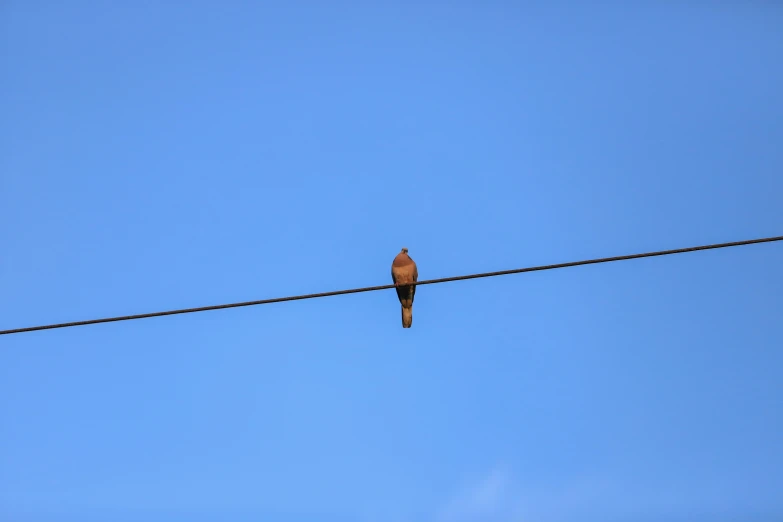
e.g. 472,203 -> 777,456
401,305 -> 413,328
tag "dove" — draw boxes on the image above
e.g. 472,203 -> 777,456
391,247 -> 418,328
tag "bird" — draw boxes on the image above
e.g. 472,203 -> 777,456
391,247 -> 418,328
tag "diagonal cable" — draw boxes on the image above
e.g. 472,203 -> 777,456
1,235 -> 780,336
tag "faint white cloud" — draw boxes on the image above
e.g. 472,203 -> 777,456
436,465 -> 525,522
433,467 -> 783,522
434,465 -> 625,522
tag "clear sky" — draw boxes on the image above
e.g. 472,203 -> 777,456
1,3 -> 782,521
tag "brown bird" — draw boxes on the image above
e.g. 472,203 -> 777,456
391,247 -> 418,328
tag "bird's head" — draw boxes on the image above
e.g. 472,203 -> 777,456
401,247 -> 408,254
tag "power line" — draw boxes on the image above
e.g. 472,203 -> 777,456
1,235 -> 780,336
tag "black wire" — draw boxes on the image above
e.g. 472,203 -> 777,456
1,235 -> 780,336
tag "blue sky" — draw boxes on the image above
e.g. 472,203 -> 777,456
1,2 -> 782,521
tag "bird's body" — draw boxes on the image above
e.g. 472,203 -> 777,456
391,248 -> 418,328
